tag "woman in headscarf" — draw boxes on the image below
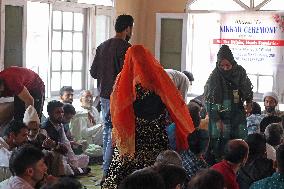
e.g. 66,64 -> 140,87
204,45 -> 253,161
102,45 -> 194,188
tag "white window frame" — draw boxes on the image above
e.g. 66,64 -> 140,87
1,0 -> 27,69
0,0 -> 115,98
155,13 -> 189,72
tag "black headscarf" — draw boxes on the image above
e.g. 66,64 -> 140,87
204,45 -> 253,104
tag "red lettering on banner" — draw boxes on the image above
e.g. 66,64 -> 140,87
213,39 -> 284,46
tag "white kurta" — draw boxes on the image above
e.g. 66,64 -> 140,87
0,137 -> 12,182
70,106 -> 103,146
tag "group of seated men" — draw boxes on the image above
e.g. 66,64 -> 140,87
0,86 -> 104,185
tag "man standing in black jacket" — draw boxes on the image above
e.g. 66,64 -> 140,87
90,14 -> 134,183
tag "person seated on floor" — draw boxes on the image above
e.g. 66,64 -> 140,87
180,128 -> 209,180
259,114 -> 282,133
59,86 -> 74,104
262,92 -> 283,117
70,90 -> 103,145
264,123 -> 284,162
69,90 -> 103,158
0,145 -> 51,189
246,101 -> 263,134
41,176 -> 83,189
211,139 -> 249,189
154,150 -> 183,167
187,101 -> 202,128
0,120 -> 28,181
62,103 -> 76,141
250,144 -> 284,189
155,164 -> 188,189
23,105 -> 67,177
237,133 -> 275,189
188,169 -> 224,189
118,167 -> 165,189
42,100 -> 90,176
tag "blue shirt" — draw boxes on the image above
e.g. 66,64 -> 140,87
180,150 -> 208,179
249,172 -> 284,189
246,114 -> 264,134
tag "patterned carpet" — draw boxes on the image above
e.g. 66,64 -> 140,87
78,164 -> 103,189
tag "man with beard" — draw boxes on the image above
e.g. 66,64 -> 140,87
42,100 -> 89,176
59,86 -> 74,104
90,14 -> 134,182
0,120 -> 28,181
262,92 -> 283,117
0,145 -> 48,189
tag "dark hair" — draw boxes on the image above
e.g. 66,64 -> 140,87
41,177 -> 83,189
3,120 -> 28,137
47,100 -> 64,115
246,133 -> 266,158
188,128 -> 209,155
251,101 -> 261,115
119,168 -> 165,189
182,71 -> 194,81
9,144 -> 44,176
276,144 -> 284,173
188,169 -> 224,189
260,115 -> 282,133
63,103 -> 76,115
187,102 -> 201,128
115,14 -> 134,33
224,140 -> 248,164
155,150 -> 182,167
59,86 -> 74,96
265,123 -> 284,146
155,164 -> 188,189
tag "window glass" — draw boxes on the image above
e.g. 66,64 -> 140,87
51,72 -> 61,91
72,72 -> 82,90
96,15 -> 111,47
73,33 -> 83,50
260,0 -> 284,10
62,32 -> 73,50
63,12 -> 73,30
61,72 -> 72,86
73,52 -> 83,70
52,52 -> 61,71
52,31 -> 62,50
53,11 -> 62,30
189,0 -> 244,11
62,52 -> 72,70
74,13 -> 84,31
77,0 -> 114,6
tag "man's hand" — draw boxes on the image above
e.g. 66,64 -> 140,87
17,86 -> 34,107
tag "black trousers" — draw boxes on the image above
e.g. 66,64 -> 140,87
14,89 -> 45,121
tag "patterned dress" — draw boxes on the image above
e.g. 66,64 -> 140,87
102,84 -> 170,189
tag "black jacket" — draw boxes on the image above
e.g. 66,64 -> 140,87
90,38 -> 131,99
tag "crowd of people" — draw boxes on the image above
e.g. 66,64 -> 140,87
0,13 -> 284,189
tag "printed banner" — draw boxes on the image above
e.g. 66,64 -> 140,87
212,12 -> 284,64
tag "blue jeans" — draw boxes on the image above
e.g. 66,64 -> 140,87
100,97 -> 113,175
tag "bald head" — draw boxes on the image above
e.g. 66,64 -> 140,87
224,139 -> 249,164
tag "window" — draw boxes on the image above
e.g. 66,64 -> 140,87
25,1 -> 114,97
50,9 -> 86,94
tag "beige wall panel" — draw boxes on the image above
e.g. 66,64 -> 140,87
116,0 -> 187,53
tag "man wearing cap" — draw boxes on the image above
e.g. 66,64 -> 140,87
262,92 -> 283,117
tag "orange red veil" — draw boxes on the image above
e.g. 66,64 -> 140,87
110,45 -> 195,156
